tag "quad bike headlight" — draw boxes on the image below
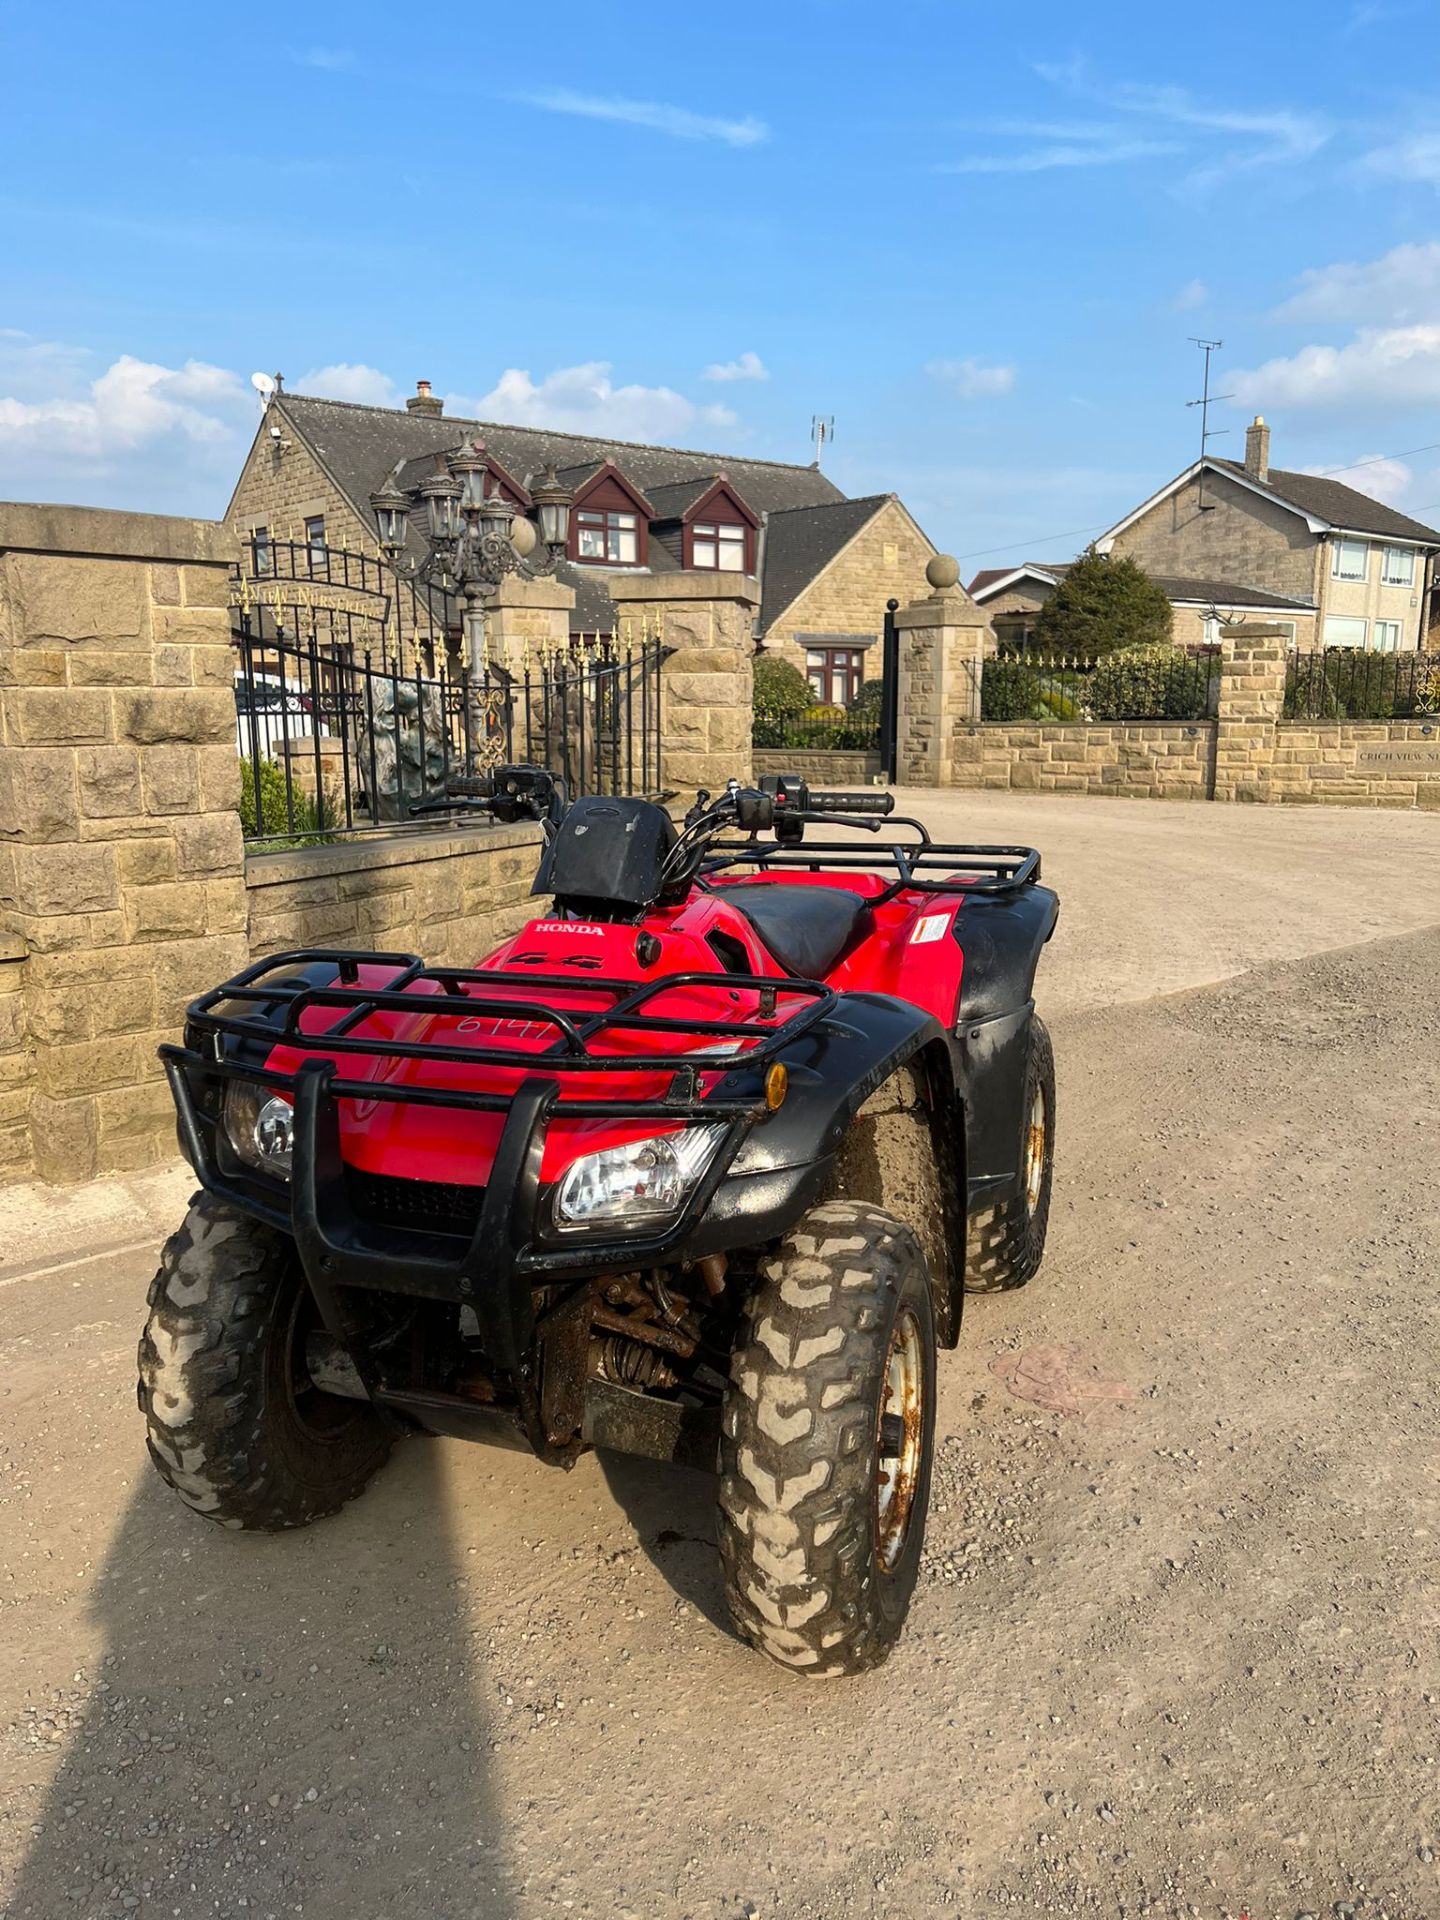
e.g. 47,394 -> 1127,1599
553,1123 -> 728,1233
223,1081 -> 295,1180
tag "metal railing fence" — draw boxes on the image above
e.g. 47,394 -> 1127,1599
1284,646 -> 1440,721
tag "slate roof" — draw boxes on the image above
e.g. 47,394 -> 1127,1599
1214,460 -> 1440,543
249,393 -> 906,639
644,475 -> 726,520
759,495 -> 893,631
270,393 -> 842,543
969,561 -> 1314,611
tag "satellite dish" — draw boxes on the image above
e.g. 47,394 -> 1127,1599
251,371 -> 277,399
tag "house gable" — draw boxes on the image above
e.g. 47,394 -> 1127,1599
1104,464 -> 1323,607
762,496 -> 936,684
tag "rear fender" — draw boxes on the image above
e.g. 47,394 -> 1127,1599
953,884 -> 1059,1201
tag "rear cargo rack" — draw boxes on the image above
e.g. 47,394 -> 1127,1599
702,836 -> 1040,897
167,949 -> 835,1121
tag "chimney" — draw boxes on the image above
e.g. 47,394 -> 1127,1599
406,379 -> 444,418
1245,414 -> 1270,483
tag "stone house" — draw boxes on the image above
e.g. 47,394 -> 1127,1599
228,381 -> 934,699
971,417 -> 1440,653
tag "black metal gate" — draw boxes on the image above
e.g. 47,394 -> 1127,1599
231,540 -> 666,843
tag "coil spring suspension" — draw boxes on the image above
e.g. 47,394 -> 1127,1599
597,1336 -> 678,1391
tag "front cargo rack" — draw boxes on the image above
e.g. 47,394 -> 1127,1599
163,948 -> 836,1122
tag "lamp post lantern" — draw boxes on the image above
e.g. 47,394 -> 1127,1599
370,443 -> 572,675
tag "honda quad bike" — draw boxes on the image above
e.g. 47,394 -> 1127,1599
139,768 -> 1058,1676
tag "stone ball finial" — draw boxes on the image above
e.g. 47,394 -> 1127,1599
926,553 -> 961,592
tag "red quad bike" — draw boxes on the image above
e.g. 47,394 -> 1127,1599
140,769 -> 1058,1676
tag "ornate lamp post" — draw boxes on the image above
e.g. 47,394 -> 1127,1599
369,442 -> 573,674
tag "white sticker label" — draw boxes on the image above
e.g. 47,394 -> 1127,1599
911,914 -> 951,945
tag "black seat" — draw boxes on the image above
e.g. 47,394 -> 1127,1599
723,884 -> 870,979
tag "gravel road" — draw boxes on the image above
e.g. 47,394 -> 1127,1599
2,803 -> 1438,1920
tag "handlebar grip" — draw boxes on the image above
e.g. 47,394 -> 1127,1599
806,790 -> 896,817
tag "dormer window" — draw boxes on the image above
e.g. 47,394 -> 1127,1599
693,521 -> 746,571
577,507 -> 638,564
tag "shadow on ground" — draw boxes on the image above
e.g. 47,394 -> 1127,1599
595,1449 -> 734,1639
5,1436 -> 510,1920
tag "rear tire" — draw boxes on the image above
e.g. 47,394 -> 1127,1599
138,1193 -> 393,1530
964,1014 -> 1055,1294
718,1201 -> 936,1677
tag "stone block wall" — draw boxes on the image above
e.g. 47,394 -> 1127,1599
752,749 -> 883,786
0,505 -> 246,1180
950,724 -> 1215,797
246,823 -> 541,966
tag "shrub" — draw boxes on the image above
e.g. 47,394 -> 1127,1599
753,655 -> 813,725
1033,549 -> 1174,657
981,657 -> 1046,721
1087,643 -> 1211,720
238,758 -> 338,844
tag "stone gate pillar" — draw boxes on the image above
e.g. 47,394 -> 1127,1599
893,555 -> 993,786
1213,621 -> 1289,803
0,505 -> 244,1182
605,572 -> 759,794
485,572 -> 576,673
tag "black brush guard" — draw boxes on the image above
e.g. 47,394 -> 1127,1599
160,950 -> 838,1463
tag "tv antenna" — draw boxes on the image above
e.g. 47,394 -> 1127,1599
811,414 -> 834,465
250,370 -> 283,408
1186,338 -> 1231,512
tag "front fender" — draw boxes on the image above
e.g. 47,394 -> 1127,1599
727,990 -> 951,1178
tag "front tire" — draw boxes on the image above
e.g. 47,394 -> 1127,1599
964,1014 -> 1055,1294
718,1201 -> 936,1677
138,1193 -> 393,1530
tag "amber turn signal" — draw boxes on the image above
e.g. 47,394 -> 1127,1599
765,1062 -> 788,1110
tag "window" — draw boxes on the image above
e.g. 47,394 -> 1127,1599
1373,619 -> 1402,651
805,647 -> 864,706
1331,538 -> 1369,581
1381,545 -> 1415,587
576,508 -> 638,564
1323,615 -> 1368,648
692,521 -> 746,571
251,525 -> 271,576
304,515 -> 328,577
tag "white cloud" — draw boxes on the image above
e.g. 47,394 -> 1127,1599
940,135 -> 1178,175
926,357 -> 1016,399
514,88 -> 768,148
291,47 -> 355,72
1303,453 -> 1413,505
295,362 -> 399,406
1273,241 -> 1440,324
1359,133 -> 1440,186
0,338 -> 254,513
1230,325 -> 1440,412
1172,277 -> 1208,311
454,362 -> 739,442
702,351 -> 768,383
1034,62 -> 1330,190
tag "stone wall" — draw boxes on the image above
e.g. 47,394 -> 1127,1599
763,498 -> 934,682
0,505 -> 246,1181
752,749 -> 883,785
949,723 -> 1216,797
246,823 -> 541,965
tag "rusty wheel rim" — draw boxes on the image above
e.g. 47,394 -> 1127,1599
875,1306 -> 924,1572
1023,1083 -> 1047,1213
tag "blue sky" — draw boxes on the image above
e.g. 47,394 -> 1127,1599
5,0 -> 1440,567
